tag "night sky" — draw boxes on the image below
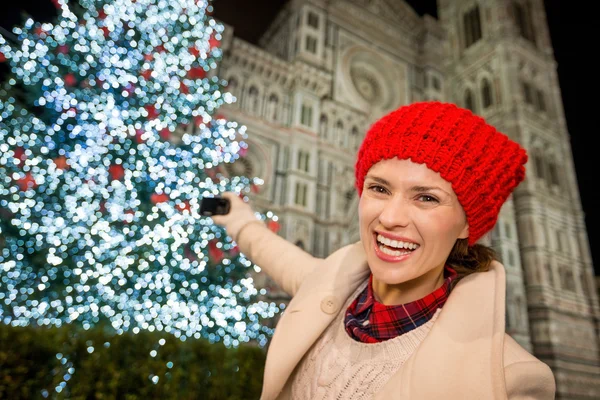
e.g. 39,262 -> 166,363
1,1 -> 596,275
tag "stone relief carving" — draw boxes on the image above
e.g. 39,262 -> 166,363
337,45 -> 406,119
350,65 -> 382,103
224,156 -> 254,177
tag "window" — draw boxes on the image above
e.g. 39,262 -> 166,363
297,150 -> 310,173
295,182 -> 301,205
301,103 -> 313,127
305,36 -> 317,54
465,89 -> 475,112
508,250 -> 515,266
463,6 -> 482,48
316,187 -> 322,216
351,126 -> 359,150
247,86 -> 260,114
335,120 -> 344,146
319,114 -> 328,138
513,1 -> 536,44
295,182 -> 308,206
534,153 -> 544,180
548,162 -> 559,187
482,78 -> 493,108
536,89 -> 546,112
226,77 -> 238,93
303,152 -> 310,173
505,222 -> 511,238
432,76 -> 441,91
522,81 -> 532,104
562,268 -> 575,292
267,94 -> 279,122
307,11 -> 319,29
493,223 -> 501,239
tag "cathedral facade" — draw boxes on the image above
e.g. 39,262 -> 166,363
214,0 -> 600,397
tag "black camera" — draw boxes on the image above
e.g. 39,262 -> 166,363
199,196 -> 231,216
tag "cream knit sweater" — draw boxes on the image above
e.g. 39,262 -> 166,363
289,280 -> 441,400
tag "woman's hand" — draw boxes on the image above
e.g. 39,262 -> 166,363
210,192 -> 262,242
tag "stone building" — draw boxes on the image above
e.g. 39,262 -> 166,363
214,0 -> 600,397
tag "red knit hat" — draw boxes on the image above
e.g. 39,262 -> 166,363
355,101 -> 528,245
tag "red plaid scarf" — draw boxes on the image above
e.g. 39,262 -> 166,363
345,266 -> 458,343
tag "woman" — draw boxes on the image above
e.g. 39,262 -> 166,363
212,101 -> 556,399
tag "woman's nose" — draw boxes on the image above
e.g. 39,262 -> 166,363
378,197 -> 410,228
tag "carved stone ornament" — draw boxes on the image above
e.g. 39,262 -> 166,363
340,46 -> 402,112
225,157 -> 254,177
350,65 -> 382,103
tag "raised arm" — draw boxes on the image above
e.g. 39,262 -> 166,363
210,192 -> 322,297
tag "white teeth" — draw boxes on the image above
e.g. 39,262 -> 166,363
376,234 -> 419,250
379,245 -> 412,257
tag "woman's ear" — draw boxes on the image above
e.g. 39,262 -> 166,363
458,223 -> 469,240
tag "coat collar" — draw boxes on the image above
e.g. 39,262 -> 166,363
260,242 -> 507,400
374,257 -> 508,399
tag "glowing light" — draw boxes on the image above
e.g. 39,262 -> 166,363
0,0 -> 280,356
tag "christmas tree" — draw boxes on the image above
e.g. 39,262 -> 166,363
0,0 -> 280,348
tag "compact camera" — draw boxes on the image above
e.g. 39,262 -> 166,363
199,196 -> 231,216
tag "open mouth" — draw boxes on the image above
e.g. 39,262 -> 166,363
375,234 -> 420,257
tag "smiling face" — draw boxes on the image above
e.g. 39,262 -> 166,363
358,157 -> 469,304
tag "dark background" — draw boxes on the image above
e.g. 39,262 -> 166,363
1,0 -> 596,275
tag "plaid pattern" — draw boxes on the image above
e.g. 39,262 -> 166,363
345,266 -> 458,343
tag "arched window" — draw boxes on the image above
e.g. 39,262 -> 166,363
247,86 -> 260,114
267,93 -> 279,122
335,120 -> 344,146
534,153 -> 545,180
351,126 -> 360,150
300,103 -> 313,127
463,5 -> 482,48
226,78 -> 239,107
513,1 -> 536,44
319,114 -> 328,139
226,77 -> 238,93
465,89 -> 475,112
482,78 -> 493,108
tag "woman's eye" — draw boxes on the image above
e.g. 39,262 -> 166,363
369,185 -> 387,194
419,195 -> 439,203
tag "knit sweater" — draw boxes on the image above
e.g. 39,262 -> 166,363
289,280 -> 441,400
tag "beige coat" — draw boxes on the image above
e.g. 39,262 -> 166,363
236,222 -> 556,400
